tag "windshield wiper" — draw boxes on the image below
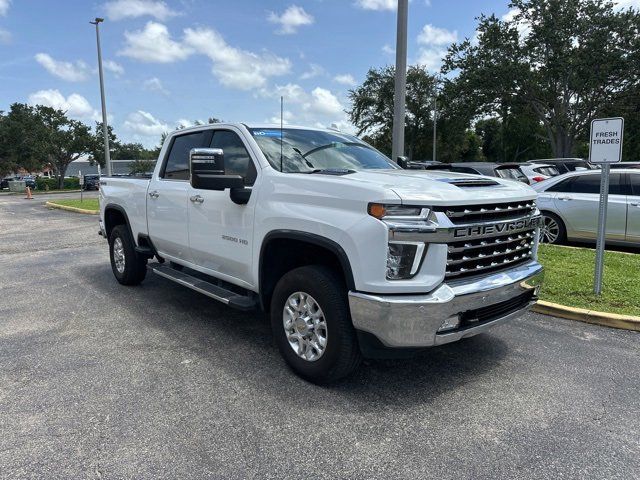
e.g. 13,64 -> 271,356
302,168 -> 356,175
301,142 -> 370,158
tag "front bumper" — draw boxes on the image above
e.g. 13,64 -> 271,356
348,260 -> 543,348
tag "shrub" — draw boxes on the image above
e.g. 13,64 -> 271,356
35,177 -> 81,190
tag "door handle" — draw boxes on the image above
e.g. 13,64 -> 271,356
558,196 -> 572,201
148,190 -> 159,199
630,202 -> 640,207
190,195 -> 204,204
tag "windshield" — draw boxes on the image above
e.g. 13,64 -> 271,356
249,128 -> 397,173
534,166 -> 560,176
496,167 -> 527,181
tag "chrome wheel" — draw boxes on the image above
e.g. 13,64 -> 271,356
283,292 -> 328,362
113,237 -> 126,273
540,216 -> 560,244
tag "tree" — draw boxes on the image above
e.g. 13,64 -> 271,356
128,159 -> 155,175
37,106 -> 94,189
90,122 -> 158,168
444,0 -> 640,158
0,104 -> 48,175
348,66 -> 439,160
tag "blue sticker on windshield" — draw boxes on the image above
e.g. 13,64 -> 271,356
252,130 -> 283,137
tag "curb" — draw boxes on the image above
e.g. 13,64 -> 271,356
45,201 -> 98,215
533,300 -> 640,332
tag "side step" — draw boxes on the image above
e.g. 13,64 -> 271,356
151,264 -> 257,311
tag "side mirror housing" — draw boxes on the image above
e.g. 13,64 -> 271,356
397,156 -> 409,169
190,148 -> 244,191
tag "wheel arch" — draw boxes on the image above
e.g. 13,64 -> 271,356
259,231 -> 355,312
104,203 -> 136,245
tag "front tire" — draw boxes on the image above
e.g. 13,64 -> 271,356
540,212 -> 566,244
270,265 -> 362,384
109,225 -> 147,285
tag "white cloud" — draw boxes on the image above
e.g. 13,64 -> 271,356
268,5 -> 314,34
382,44 -> 395,55
501,8 -> 531,39
417,24 -> 458,46
143,77 -> 169,95
35,53 -> 90,82
28,89 -> 99,120
300,63 -> 324,80
184,26 -> 291,90
0,0 -> 9,16
268,109 -> 295,125
334,74 -> 357,86
123,110 -> 169,137
416,24 -> 457,72
104,0 -> 178,21
0,28 -> 10,44
119,22 -> 193,63
305,87 -> 344,116
103,60 -> 124,76
355,0 -> 396,11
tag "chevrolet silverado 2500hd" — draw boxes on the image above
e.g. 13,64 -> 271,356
99,123 -> 543,383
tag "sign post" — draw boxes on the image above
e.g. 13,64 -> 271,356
79,170 -> 84,202
588,117 -> 624,295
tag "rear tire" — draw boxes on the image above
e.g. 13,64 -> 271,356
109,225 -> 147,285
540,212 -> 566,245
270,265 -> 362,384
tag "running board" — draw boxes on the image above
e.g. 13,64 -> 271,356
152,264 -> 257,311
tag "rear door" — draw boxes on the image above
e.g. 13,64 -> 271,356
551,173 -> 627,242
147,129 -> 212,263
627,173 -> 640,243
187,127 -> 258,286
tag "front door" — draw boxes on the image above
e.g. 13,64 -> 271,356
147,129 -> 212,263
188,127 -> 258,287
627,173 -> 640,243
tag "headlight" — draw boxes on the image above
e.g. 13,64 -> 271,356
368,203 -> 430,220
386,241 -> 425,280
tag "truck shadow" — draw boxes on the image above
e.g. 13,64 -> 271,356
79,265 -> 510,412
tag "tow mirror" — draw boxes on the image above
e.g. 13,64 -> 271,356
189,148 -> 244,191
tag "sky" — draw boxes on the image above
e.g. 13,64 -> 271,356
0,0 -> 637,148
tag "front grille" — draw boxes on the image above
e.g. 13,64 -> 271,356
446,229 -> 536,280
435,200 -> 537,224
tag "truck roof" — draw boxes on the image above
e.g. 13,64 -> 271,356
171,123 -> 346,135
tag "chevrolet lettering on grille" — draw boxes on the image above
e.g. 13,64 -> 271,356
453,216 -> 542,239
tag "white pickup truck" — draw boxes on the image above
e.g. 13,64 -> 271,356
99,123 -> 543,383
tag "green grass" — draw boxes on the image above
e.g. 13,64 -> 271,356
49,198 -> 99,212
538,244 -> 640,316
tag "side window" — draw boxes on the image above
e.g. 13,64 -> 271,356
607,174 -> 627,195
162,131 -> 211,180
547,178 -> 574,193
210,130 -> 257,186
549,174 -> 626,194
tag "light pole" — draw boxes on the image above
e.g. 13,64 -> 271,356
90,17 -> 112,176
391,0 -> 408,164
432,96 -> 437,162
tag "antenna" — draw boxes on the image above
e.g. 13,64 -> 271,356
280,96 -> 284,172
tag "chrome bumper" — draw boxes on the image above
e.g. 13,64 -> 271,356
348,261 -> 543,348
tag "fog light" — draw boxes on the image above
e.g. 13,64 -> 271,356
437,315 -> 461,332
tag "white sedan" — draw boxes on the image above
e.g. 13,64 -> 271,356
533,169 -> 639,246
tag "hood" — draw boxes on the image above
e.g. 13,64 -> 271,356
344,169 -> 537,206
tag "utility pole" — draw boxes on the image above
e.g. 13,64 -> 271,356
90,17 -> 112,176
432,96 -> 437,162
391,0 -> 408,164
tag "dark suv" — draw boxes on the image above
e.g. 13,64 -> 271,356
83,174 -> 100,190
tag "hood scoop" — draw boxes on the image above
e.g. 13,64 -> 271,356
438,177 -> 500,188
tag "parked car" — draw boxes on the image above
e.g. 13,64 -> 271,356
397,158 -> 443,170
0,176 -> 19,189
425,162 -> 530,184
517,163 -> 561,183
530,158 -> 596,174
610,162 -> 640,170
99,123 -> 543,383
83,174 -> 100,190
533,169 -> 639,246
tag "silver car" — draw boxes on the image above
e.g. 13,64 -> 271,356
532,169 -> 639,246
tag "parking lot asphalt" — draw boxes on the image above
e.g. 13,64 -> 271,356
0,194 -> 639,480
